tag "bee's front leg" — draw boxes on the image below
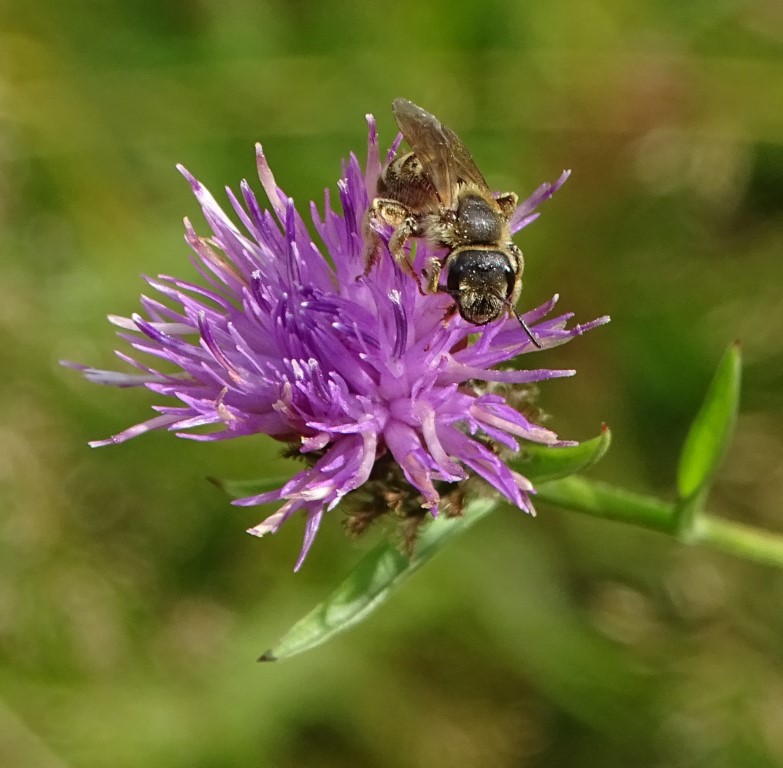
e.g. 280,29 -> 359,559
424,257 -> 458,325
364,198 -> 421,283
506,243 -> 525,307
423,257 -> 442,295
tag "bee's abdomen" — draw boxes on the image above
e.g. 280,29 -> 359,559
456,194 -> 502,244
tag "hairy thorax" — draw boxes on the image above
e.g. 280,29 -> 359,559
423,184 -> 507,248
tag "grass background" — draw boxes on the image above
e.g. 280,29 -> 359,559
2,1 -> 783,765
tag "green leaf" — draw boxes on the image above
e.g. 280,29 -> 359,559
512,425 -> 612,484
259,428 -> 611,661
259,496 -> 496,662
676,341 -> 742,501
213,431 -> 611,661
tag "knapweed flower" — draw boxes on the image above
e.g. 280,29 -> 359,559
68,114 -> 607,569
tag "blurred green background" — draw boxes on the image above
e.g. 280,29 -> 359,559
2,0 -> 783,766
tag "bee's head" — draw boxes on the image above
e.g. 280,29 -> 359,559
447,248 -> 515,325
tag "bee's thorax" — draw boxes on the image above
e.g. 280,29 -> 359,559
455,193 -> 502,245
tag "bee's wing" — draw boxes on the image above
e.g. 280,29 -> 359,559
392,98 -> 491,208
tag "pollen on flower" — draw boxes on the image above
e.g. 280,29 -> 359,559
65,111 -> 608,570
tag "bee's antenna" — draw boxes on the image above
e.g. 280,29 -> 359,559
508,303 -> 542,349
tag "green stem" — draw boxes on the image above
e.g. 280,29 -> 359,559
536,477 -> 675,533
538,476 -> 783,569
693,516 -> 783,569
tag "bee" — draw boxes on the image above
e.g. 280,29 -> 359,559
365,98 -> 541,347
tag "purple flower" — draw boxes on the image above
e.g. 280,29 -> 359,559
66,114 -> 607,569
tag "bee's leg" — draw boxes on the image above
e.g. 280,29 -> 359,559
506,244 -> 524,306
424,259 -> 459,325
363,198 -> 417,278
361,209 -> 383,277
495,192 -> 519,218
442,304 -> 459,325
423,257 -> 442,295
387,218 -> 423,286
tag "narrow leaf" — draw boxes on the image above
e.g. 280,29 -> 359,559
513,425 -> 611,483
677,341 -> 742,501
258,428 -> 611,660
260,496 -> 496,661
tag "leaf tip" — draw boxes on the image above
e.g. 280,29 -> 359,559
675,340 -> 742,504
257,650 -> 277,663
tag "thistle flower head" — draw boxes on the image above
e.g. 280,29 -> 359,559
68,114 -> 607,569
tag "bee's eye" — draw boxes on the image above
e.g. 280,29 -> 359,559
446,260 -> 466,293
